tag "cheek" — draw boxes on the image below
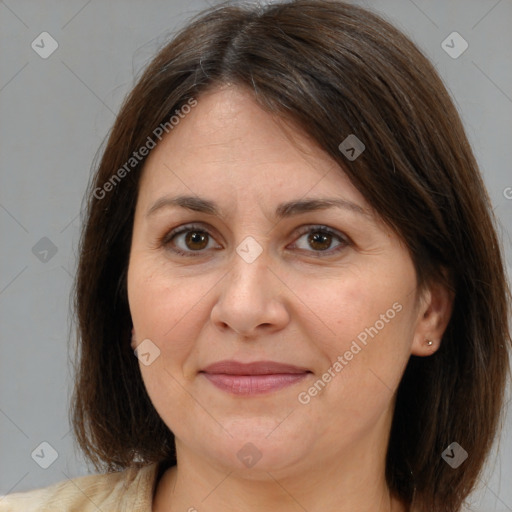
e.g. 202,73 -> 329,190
127,254 -> 217,365
288,262 -> 415,413
129,254 -> 177,329
127,256 -> 208,421
287,264 -> 411,355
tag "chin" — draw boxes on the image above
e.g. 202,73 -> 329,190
189,421 -> 313,476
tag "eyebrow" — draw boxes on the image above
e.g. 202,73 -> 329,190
146,194 -> 371,219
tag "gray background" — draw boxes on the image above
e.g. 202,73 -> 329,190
0,0 -> 511,510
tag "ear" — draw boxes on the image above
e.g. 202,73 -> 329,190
411,274 -> 454,357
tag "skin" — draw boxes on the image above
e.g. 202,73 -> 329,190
127,84 -> 453,512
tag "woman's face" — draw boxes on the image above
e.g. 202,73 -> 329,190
127,85 -> 447,476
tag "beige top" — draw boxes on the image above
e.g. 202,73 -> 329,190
0,462 -> 162,512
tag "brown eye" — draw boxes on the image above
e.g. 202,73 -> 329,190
184,231 -> 209,251
308,231 -> 333,251
292,226 -> 350,256
162,224 -> 220,256
163,224 -> 349,258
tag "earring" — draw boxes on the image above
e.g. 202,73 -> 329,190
425,338 -> 433,346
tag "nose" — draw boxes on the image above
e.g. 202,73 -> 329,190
210,247 -> 290,339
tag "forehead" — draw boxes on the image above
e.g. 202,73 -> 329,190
137,85 -> 368,215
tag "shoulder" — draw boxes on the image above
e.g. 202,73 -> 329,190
0,463 -> 160,512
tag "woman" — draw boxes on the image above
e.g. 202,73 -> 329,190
1,1 -> 510,511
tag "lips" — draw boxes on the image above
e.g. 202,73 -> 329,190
201,360 -> 310,375
200,360 -> 311,395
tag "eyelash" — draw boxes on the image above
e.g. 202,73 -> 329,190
159,223 -> 351,258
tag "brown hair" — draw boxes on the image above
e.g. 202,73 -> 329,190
71,1 -> 511,511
